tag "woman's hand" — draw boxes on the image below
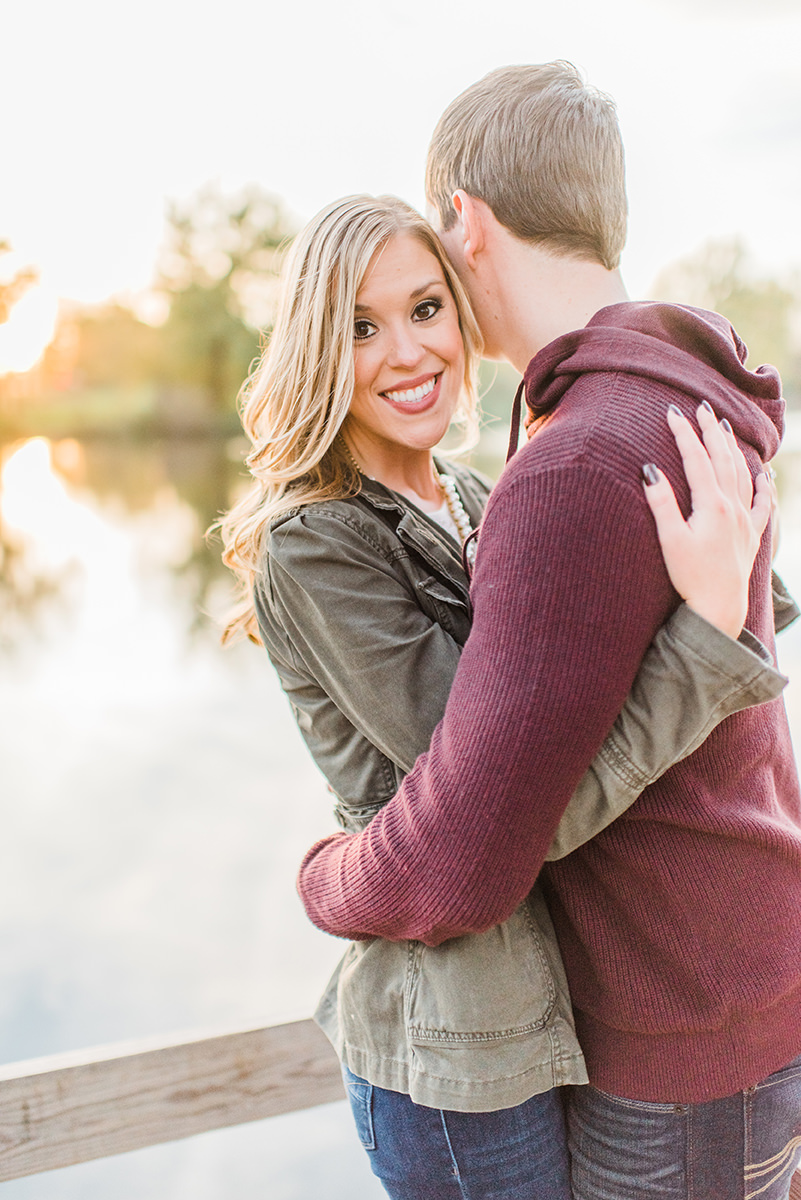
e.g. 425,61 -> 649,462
642,402 -> 774,638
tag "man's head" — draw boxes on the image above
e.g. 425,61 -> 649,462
425,62 -> 627,272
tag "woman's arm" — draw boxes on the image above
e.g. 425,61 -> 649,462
546,606 -> 783,859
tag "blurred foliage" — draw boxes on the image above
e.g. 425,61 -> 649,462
68,305 -> 162,387
154,184 -> 294,414
155,283 -> 260,417
157,184 -> 290,313
12,186 -> 296,432
652,239 -> 801,404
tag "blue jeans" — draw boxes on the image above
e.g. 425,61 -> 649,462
341,1065 -> 571,1200
567,1053 -> 801,1199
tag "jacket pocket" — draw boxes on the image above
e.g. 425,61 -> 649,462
415,576 -> 471,641
406,899 -> 556,1044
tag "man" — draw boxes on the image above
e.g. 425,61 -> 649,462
300,64 -> 801,1195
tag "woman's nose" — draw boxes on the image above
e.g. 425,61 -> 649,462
387,325 -> 425,368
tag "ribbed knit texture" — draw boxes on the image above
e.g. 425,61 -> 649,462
298,302 -> 801,1103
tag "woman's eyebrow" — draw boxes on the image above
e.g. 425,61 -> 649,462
354,279 -> 445,313
410,279 -> 445,300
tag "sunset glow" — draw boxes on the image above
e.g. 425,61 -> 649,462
0,286 -> 58,375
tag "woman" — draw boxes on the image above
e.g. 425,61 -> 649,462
221,195 -> 784,1199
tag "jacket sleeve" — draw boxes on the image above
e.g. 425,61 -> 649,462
296,461 -> 782,946
772,569 -> 801,633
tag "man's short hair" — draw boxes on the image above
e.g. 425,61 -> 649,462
426,62 -> 627,270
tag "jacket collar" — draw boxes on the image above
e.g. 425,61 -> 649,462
355,462 -> 480,603
356,459 -> 486,526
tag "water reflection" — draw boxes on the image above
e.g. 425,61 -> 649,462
0,436 -> 341,1062
0,440 -> 76,651
0,433 -> 249,648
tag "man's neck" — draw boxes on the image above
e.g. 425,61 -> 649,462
482,235 -> 629,374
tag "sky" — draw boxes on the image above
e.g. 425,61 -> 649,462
1,0 -> 800,367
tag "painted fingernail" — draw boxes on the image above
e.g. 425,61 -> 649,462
720,418 -> 733,434
668,403 -> 683,417
701,400 -> 714,414
642,463 -> 660,486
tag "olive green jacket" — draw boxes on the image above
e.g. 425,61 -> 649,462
256,461 -> 792,1111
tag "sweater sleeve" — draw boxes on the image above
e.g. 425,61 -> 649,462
297,460 -> 683,944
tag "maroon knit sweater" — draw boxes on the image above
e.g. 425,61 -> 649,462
298,302 -> 801,1103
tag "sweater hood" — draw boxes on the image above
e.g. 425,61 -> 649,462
524,302 -> 784,461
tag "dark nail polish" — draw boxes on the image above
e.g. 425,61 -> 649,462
642,463 -> 660,486
720,418 -> 733,434
668,403 -> 683,417
701,400 -> 714,414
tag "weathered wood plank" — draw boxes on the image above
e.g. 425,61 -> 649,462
791,1169 -> 801,1200
0,1018 -> 343,1181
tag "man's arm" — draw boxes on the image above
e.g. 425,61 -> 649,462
298,460 -> 678,945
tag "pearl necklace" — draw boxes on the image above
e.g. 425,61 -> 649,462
339,439 -> 475,561
434,469 -> 475,561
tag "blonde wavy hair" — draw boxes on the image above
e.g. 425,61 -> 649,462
219,194 -> 483,645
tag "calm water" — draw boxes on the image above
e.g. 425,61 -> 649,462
1,419 -> 799,1198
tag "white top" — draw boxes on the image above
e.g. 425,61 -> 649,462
424,499 -> 461,544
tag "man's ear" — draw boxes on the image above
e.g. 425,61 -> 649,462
451,190 -> 486,269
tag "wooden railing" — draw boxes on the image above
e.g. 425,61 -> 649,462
1,1020 -> 800,1195
0,1019 -> 343,1181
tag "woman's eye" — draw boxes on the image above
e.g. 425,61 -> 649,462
354,319 -> 376,341
413,298 -> 444,322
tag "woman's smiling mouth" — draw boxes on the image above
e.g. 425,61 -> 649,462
381,373 -> 440,407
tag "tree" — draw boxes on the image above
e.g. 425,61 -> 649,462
652,239 -> 801,403
68,303 -> 162,387
155,185 -> 295,415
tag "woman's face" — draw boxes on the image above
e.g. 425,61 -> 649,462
345,233 -> 465,459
